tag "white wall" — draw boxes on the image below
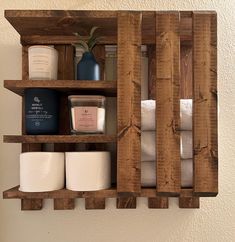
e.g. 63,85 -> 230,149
0,1 -> 235,242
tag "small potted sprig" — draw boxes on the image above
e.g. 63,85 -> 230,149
73,27 -> 100,81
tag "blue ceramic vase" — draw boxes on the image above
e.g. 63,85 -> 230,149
77,52 -> 100,80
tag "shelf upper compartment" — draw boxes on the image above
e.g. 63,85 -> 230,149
3,135 -> 116,143
5,10 -> 192,44
4,80 -> 117,96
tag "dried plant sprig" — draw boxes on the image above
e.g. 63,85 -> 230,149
73,26 -> 100,52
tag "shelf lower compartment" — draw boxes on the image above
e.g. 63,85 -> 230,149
3,135 -> 116,143
3,186 -> 199,210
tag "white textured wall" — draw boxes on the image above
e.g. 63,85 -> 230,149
0,1 -> 234,242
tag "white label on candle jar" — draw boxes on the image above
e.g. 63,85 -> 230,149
26,96 -> 53,125
73,107 -> 98,131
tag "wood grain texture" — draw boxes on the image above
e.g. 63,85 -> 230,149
179,189 -> 200,208
4,186 -> 188,199
4,10 -> 192,45
193,12 -> 218,197
148,197 -> 168,209
147,45 -> 170,206
147,45 -> 156,99
155,12 -> 181,196
21,199 -> 43,210
117,11 -> 141,196
179,197 -> 200,209
54,198 -> 75,210
180,45 -> 193,99
85,198 -> 105,209
4,80 -> 117,96
4,135 -> 116,143
117,197 -> 136,209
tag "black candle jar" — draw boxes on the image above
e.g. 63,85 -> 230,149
25,88 -> 59,134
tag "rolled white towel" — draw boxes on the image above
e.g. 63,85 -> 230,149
141,159 -> 193,188
180,99 -> 192,131
141,161 -> 156,187
141,100 -> 156,131
181,159 -> 193,188
141,131 -> 193,161
180,131 -> 193,159
141,131 -> 155,161
141,99 -> 192,131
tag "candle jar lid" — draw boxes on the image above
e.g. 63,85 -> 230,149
68,95 -> 106,107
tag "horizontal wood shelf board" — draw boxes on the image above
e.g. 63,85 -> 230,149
3,135 -> 117,143
5,10 -> 118,18
4,80 -> 117,96
5,10 -> 198,44
21,34 -> 191,45
3,186 -> 194,199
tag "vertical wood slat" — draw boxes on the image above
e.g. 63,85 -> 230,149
193,12 -> 218,197
179,189 -> 200,208
179,197 -> 200,209
155,12 -> 181,196
117,11 -> 142,198
54,198 -> 75,210
85,143 -> 106,209
147,44 -> 169,208
117,197 -> 136,209
85,198 -> 105,210
21,199 -> 43,210
179,12 -> 199,208
53,45 -> 75,209
148,197 -> 168,209
148,45 -> 156,99
21,45 -> 43,210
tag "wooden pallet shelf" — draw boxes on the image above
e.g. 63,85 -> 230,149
3,10 -> 218,210
4,80 -> 117,96
3,135 -> 116,143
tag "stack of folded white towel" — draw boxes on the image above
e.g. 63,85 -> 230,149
141,99 -> 193,188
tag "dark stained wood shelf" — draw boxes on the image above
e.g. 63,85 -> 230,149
3,186 -> 195,199
4,80 -> 117,96
3,135 -> 117,143
3,10 -> 217,210
5,10 -> 193,45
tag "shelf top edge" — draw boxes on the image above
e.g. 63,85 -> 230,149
5,10 -> 118,18
5,10 -> 216,18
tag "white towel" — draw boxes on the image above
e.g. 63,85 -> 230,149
141,131 -> 193,161
180,99 -> 192,131
141,161 -> 156,187
180,131 -> 193,159
141,100 -> 156,131
141,99 -> 192,131
181,159 -> 193,188
141,159 -> 193,188
141,131 -> 155,161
